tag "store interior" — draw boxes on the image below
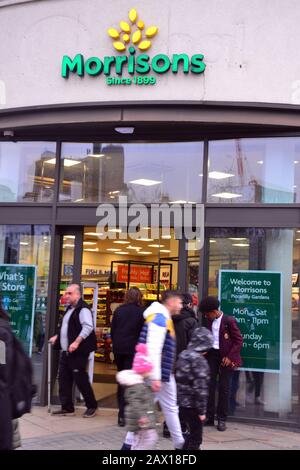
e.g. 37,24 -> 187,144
56,225 -> 300,415
6,225 -> 300,417
60,226 -> 182,404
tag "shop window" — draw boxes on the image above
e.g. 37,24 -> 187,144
60,235 -> 75,281
0,142 -> 56,202
207,227 -> 299,423
186,239 -> 201,310
207,137 -> 300,203
59,141 -> 203,204
0,224 -> 51,402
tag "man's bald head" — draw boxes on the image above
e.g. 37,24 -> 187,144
65,284 -> 81,307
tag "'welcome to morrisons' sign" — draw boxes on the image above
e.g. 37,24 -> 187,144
219,270 -> 282,372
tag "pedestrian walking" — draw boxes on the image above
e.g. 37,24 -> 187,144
49,284 -> 98,418
116,343 -> 158,450
199,296 -> 243,431
12,419 -> 22,449
111,287 -> 144,426
246,371 -> 264,405
0,300 -> 14,450
121,290 -> 185,450
163,292 -> 198,437
0,295 -> 34,450
173,293 -> 198,357
176,327 -> 213,450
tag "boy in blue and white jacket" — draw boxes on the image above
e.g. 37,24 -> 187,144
122,291 -> 185,450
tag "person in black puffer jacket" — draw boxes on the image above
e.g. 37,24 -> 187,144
173,293 -> 198,358
176,327 -> 213,450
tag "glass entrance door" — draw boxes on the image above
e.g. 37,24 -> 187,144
50,227 -> 83,405
50,226 -> 198,408
80,226 -> 180,407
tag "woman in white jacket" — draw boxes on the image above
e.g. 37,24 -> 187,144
121,291 -> 185,450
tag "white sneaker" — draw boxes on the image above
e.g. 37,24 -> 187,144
255,397 -> 265,405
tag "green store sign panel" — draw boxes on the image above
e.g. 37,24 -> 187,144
219,270 -> 282,372
0,264 -> 37,356
61,8 -> 206,86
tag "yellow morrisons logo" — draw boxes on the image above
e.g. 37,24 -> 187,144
107,8 -> 158,52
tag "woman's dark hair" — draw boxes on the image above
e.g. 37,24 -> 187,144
198,296 -> 220,314
161,290 -> 182,303
182,293 -> 193,307
0,296 -> 9,321
124,287 -> 143,306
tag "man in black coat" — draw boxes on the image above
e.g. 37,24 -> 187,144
49,284 -> 98,418
111,287 -> 144,426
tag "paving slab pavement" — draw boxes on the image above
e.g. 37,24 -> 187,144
18,406 -> 300,450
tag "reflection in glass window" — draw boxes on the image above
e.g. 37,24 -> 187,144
187,239 -> 201,307
59,142 -> 203,203
0,224 -> 51,402
207,227 -> 299,423
207,138 -> 300,203
0,142 -> 56,202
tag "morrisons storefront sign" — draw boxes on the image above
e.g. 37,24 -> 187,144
61,8 -> 206,86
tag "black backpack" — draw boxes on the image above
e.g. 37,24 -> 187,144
10,335 -> 36,419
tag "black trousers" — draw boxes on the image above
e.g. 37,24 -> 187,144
253,372 -> 264,398
0,390 -> 12,450
114,353 -> 135,419
58,352 -> 97,411
180,407 -> 203,450
246,371 -> 264,398
207,349 -> 233,421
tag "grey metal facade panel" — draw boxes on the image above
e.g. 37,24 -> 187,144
0,205 -> 52,224
2,101 -> 300,133
55,205 -> 199,228
205,207 -> 300,227
1,205 -> 300,228
122,106 -> 300,128
0,107 -> 122,130
55,206 -> 101,226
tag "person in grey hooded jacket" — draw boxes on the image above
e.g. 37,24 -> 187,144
176,327 -> 213,450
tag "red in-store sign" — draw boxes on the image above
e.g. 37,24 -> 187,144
117,265 -> 152,283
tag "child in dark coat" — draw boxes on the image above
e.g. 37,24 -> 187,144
176,327 -> 213,450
